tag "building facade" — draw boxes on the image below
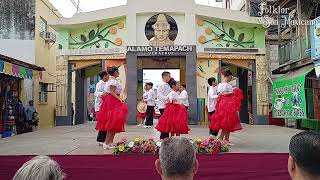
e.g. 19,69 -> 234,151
0,0 -> 61,129
270,0 -> 320,129
52,0 -> 268,126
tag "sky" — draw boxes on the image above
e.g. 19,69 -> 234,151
49,0 -> 223,18
143,69 -> 180,89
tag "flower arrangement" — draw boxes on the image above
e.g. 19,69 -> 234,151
113,137 -> 229,154
192,138 -> 229,154
113,138 -> 161,154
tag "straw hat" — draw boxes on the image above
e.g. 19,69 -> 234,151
137,101 -> 147,113
152,14 -> 170,30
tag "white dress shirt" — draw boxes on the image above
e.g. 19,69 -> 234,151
157,82 -> 171,109
179,90 -> 189,107
143,91 -> 148,100
207,86 -> 218,112
145,89 -> 156,106
94,80 -> 106,112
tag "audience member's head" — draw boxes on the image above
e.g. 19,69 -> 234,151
155,137 -> 198,180
29,100 -> 34,106
13,155 -> 65,180
288,131 -> 320,180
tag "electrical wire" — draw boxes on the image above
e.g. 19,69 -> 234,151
68,0 -> 83,13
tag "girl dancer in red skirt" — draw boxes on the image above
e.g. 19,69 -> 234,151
156,79 -> 190,137
96,67 -> 128,149
209,70 -> 243,145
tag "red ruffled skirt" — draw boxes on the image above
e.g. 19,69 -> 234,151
156,103 -> 190,134
96,94 -> 128,133
209,88 -> 243,132
136,112 -> 146,119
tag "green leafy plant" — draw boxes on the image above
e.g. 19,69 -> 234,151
203,20 -> 255,48
69,22 -> 120,49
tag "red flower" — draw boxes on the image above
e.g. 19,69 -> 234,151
203,140 -> 209,146
142,143 -> 148,150
212,147 -> 219,154
134,147 -> 141,153
209,138 -> 215,143
199,143 -> 206,148
216,141 -> 222,148
149,145 -> 155,152
120,138 -> 127,142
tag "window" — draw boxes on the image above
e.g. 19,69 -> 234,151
39,83 -> 55,103
39,17 -> 47,32
39,83 -> 48,103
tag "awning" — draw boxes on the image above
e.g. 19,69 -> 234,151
275,65 -> 314,81
272,65 -> 314,120
272,57 -> 313,74
0,54 -> 45,79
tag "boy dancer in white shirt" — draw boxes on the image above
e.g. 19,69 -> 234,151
207,77 -> 219,136
157,71 -> 172,139
144,82 -> 156,128
94,71 -> 109,146
179,84 -> 189,110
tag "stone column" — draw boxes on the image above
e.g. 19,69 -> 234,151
255,55 -> 269,124
126,52 -> 138,125
186,52 -> 197,124
56,55 -> 72,126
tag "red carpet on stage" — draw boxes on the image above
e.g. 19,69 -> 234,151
0,153 -> 290,180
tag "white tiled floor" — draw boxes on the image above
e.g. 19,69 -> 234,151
0,122 -> 301,155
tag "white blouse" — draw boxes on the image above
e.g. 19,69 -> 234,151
104,77 -> 122,94
143,91 -> 148,99
179,90 -> 189,107
217,83 -> 233,93
167,91 -> 181,103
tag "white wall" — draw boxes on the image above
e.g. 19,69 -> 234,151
0,39 -> 35,64
230,0 -> 245,10
136,13 -> 187,46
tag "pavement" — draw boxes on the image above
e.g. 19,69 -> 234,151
0,122 -> 301,155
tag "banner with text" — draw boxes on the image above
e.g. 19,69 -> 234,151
272,76 -> 307,119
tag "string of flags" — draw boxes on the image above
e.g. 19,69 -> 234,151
0,60 -> 42,80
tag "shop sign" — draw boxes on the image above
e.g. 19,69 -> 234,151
272,76 -> 307,119
127,46 -> 193,56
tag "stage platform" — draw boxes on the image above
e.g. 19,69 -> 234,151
0,122 -> 301,155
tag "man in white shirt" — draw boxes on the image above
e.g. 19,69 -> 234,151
144,82 -> 156,128
157,71 -> 172,139
207,77 -> 219,136
179,84 -> 189,110
94,71 -> 109,145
